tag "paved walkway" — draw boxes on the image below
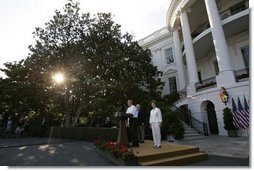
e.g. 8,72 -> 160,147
174,135 -> 249,159
0,135 -> 250,166
0,138 -> 113,166
0,137 -> 75,148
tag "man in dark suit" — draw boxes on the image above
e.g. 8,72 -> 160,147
136,104 -> 145,143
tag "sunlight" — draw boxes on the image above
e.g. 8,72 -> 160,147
38,144 -> 49,151
18,146 -> 27,150
70,158 -> 79,164
26,155 -> 35,160
17,153 -> 24,157
52,72 -> 65,84
48,149 -> 56,154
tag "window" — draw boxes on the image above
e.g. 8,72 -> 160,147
213,61 -> 219,75
241,45 -> 249,68
198,71 -> 202,82
165,48 -> 174,64
230,1 -> 248,15
169,77 -> 177,93
181,44 -> 185,53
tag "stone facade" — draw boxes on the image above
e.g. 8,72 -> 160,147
139,0 -> 249,136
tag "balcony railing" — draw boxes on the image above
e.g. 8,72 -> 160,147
191,0 -> 248,40
234,68 -> 249,82
195,76 -> 217,92
178,88 -> 187,98
191,22 -> 210,39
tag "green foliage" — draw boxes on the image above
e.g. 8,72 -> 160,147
173,120 -> 185,140
156,99 -> 184,140
163,92 -> 180,105
50,127 -> 118,141
0,0 -> 163,128
223,107 -> 237,130
161,110 -> 184,140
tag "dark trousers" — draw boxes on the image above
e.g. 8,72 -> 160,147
127,126 -> 132,143
130,118 -> 139,147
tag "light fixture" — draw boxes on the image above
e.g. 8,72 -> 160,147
219,87 -> 229,105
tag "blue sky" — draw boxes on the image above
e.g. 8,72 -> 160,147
0,0 -> 170,72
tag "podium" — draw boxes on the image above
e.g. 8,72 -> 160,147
116,113 -> 133,146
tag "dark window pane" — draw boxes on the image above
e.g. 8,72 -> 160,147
241,46 -> 249,68
165,48 -> 174,64
169,77 -> 177,93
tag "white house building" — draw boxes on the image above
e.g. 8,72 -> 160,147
139,0 -> 249,136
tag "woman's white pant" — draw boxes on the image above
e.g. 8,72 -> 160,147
151,122 -> 161,146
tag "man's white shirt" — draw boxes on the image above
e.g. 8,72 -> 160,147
126,105 -> 138,118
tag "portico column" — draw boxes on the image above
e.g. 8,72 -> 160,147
179,10 -> 199,85
173,29 -> 186,90
204,0 -> 236,84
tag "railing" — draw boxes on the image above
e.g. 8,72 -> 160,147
234,68 -> 249,82
191,1 -> 248,40
229,0 -> 248,15
195,76 -> 217,92
178,88 -> 187,99
191,22 -> 210,39
170,104 -> 208,136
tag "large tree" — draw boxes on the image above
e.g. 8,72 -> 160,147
0,0 -> 163,127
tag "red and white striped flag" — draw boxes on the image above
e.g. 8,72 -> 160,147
232,98 -> 240,129
243,96 -> 250,115
237,97 -> 249,129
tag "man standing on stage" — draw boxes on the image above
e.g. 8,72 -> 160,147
126,99 -> 139,147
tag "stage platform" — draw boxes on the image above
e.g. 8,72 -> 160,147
131,140 -> 207,166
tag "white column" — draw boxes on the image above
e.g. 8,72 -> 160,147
179,10 -> 199,84
173,29 -> 186,90
204,0 -> 235,84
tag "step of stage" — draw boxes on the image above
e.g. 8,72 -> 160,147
139,152 -> 207,166
131,140 -> 207,166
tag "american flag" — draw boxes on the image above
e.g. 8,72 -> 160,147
232,98 -> 241,129
243,96 -> 250,127
237,97 -> 249,129
243,96 -> 249,114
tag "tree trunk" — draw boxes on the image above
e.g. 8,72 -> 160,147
64,88 -> 71,128
64,86 -> 86,128
70,103 -> 85,127
65,113 -> 71,128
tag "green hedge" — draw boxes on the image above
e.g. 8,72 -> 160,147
49,127 -> 119,141
161,111 -> 184,140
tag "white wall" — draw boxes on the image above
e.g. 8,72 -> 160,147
228,31 -> 249,70
140,28 -> 180,96
184,81 -> 249,136
195,31 -> 249,81
139,23 -> 249,137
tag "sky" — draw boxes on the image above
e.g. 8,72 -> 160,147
0,0 -> 170,74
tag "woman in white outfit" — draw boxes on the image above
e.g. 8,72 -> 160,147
149,100 -> 162,148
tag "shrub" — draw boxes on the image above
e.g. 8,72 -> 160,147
94,139 -> 135,161
161,111 -> 184,140
163,92 -> 180,105
223,107 -> 237,130
49,127 -> 118,141
173,120 -> 184,140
